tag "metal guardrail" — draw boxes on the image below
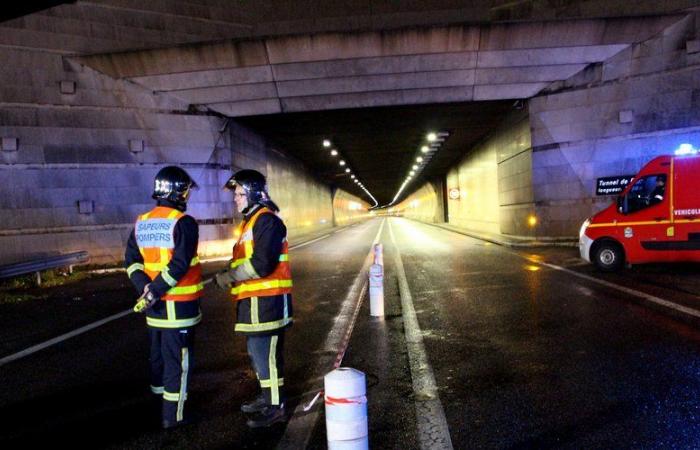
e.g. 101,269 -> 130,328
0,251 -> 90,285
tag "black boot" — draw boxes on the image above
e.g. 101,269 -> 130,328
246,404 -> 286,428
241,394 -> 267,413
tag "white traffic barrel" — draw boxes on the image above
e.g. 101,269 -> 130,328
373,243 -> 383,266
325,368 -> 368,450
369,263 -> 384,317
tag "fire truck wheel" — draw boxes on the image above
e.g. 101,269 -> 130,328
593,241 -> 624,272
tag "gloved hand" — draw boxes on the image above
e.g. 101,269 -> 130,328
215,270 -> 234,289
133,284 -> 160,313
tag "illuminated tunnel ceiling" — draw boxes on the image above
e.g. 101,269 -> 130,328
236,101 -> 516,206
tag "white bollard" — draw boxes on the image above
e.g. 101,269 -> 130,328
325,368 -> 368,450
369,263 -> 384,317
373,243 -> 383,266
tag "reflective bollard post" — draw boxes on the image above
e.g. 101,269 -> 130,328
325,368 -> 368,450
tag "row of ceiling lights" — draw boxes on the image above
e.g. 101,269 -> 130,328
323,139 -> 379,207
389,131 -> 450,206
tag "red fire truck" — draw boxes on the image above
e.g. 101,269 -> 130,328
579,149 -> 700,271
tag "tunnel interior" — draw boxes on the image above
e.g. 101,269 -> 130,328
236,101 -> 517,207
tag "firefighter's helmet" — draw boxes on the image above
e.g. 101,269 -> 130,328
224,169 -> 279,211
152,166 -> 198,207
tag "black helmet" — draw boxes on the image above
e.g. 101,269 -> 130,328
152,166 -> 198,208
224,169 -> 279,212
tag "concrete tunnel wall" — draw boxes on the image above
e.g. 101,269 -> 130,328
0,50 -> 368,266
392,182 -> 441,225
395,110 -> 533,236
396,12 -> 700,240
528,12 -> 700,237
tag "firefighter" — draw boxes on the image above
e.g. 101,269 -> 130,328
650,176 -> 666,204
215,169 -> 292,428
125,166 -> 203,429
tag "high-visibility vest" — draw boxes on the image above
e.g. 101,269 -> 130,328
230,207 -> 292,301
135,206 -> 203,301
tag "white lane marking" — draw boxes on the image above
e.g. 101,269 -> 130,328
388,219 -> 454,450
535,260 -> 700,319
279,218 -> 385,450
288,234 -> 330,250
0,309 -> 133,367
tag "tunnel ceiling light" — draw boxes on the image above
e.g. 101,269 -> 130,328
427,132 -> 437,142
416,157 -> 423,163
412,165 -> 418,170
351,175 -> 355,179
409,170 -> 415,175
323,139 -> 331,147
330,149 -> 338,156
421,145 -> 429,153
339,160 -> 346,166
345,168 -> 351,173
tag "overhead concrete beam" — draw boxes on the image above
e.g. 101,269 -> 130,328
72,15 -> 691,115
131,65 -> 274,91
278,87 -> 475,112
208,99 -> 282,117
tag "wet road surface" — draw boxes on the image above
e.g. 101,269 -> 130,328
2,217 -> 700,448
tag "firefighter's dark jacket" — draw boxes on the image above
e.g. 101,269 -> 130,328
221,203 -> 292,335
125,199 -> 199,298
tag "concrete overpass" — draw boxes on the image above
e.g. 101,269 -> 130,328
1,1 -> 700,263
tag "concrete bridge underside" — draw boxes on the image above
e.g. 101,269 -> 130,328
77,16 -> 681,116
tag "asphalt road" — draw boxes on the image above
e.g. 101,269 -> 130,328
2,217 -> 700,449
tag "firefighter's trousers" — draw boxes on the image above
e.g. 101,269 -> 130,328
247,330 -> 285,406
149,326 -> 195,425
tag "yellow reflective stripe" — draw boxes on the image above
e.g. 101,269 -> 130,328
141,212 -> 151,220
259,378 -> 284,388
159,247 -> 169,266
146,257 -> 199,272
144,262 -> 166,271
150,385 -> 164,395
244,239 -> 253,258
235,317 -> 292,333
178,347 -> 189,421
168,283 -> 204,295
147,313 -> 202,329
161,267 -> 178,287
230,279 -> 293,295
251,297 -> 259,325
587,220 -> 672,228
231,258 -> 247,269
127,263 -> 144,277
166,301 -> 176,321
269,335 -> 280,405
279,254 -> 288,262
167,209 -> 181,219
163,391 -> 188,402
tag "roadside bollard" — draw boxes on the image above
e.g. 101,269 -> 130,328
369,263 -> 384,317
325,368 -> 368,450
373,243 -> 383,266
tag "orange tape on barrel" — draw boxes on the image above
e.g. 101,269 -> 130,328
325,395 -> 366,406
